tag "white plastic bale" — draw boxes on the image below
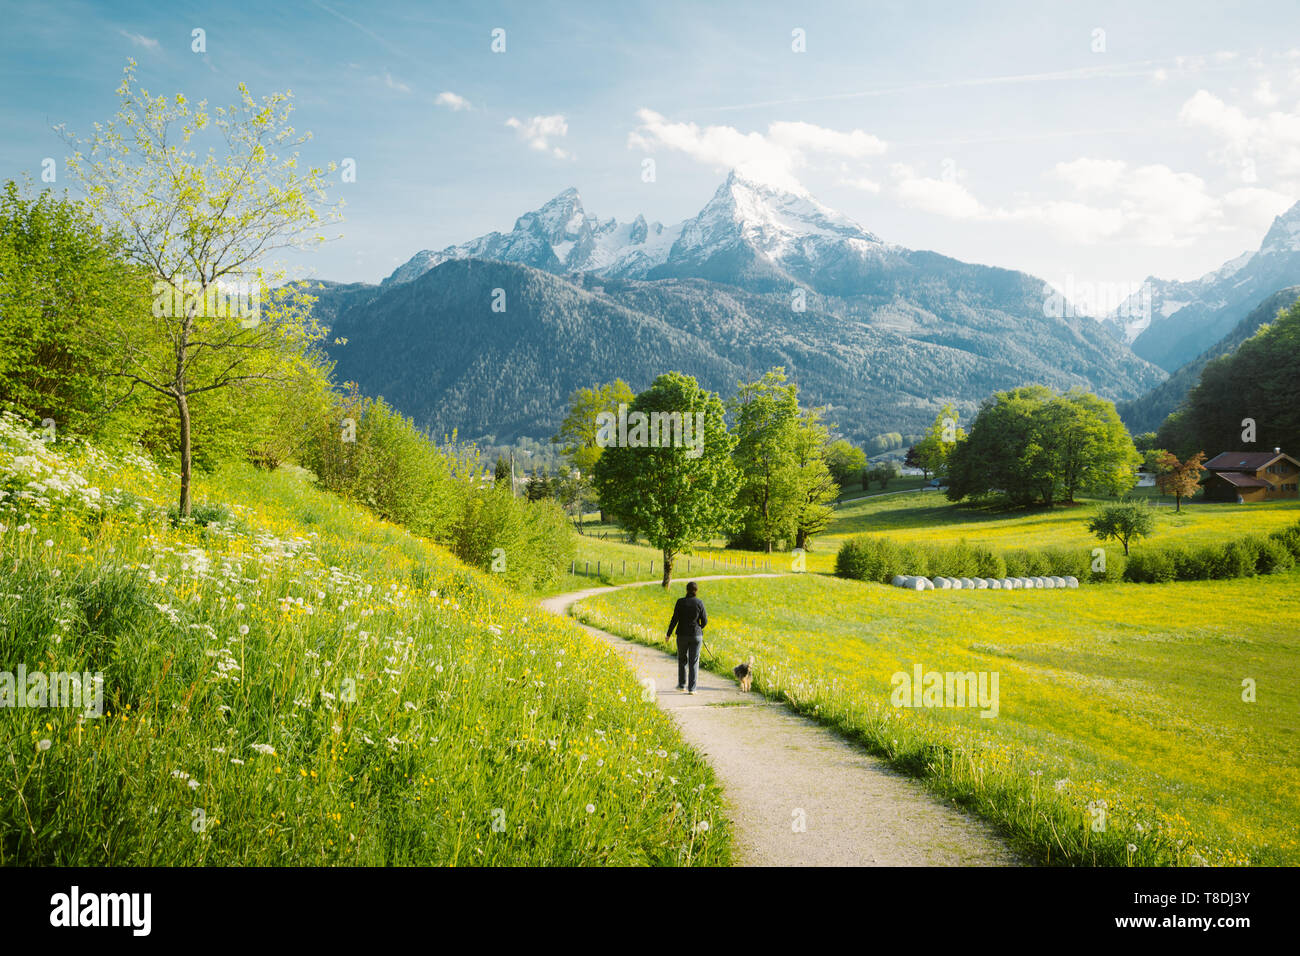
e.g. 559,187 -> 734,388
1065,576 -> 1079,588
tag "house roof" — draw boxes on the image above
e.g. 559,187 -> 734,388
1204,451 -> 1297,472
1207,471 -> 1271,489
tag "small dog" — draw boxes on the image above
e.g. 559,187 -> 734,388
733,656 -> 754,693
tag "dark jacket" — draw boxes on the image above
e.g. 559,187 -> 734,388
667,596 -> 707,640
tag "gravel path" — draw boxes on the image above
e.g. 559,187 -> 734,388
541,576 -> 1020,867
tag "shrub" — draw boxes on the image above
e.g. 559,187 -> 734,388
1003,549 -> 1029,577
1042,546 -> 1091,578
1268,521 -> 1300,560
898,541 -> 930,578
973,546 -> 1006,579
1124,549 -> 1176,583
836,536 -> 1083,584
1169,546 -> 1207,581
1256,537 -> 1295,575
1089,550 -> 1125,583
449,486 -> 574,591
835,536 -> 906,583
1214,538 -> 1260,579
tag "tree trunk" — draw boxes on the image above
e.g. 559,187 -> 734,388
661,550 -> 673,588
177,392 -> 192,517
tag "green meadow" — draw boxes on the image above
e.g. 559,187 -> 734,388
0,420 -> 730,865
573,569 -> 1300,866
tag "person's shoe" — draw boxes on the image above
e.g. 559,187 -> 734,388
688,689 -> 696,695
676,685 -> 685,691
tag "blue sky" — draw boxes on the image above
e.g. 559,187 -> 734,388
3,0 -> 1299,305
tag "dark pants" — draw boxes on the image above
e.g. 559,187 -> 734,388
676,634 -> 702,691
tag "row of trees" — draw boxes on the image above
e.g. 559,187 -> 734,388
1157,298 -> 1300,460
945,386 -> 1140,507
555,369 -> 843,585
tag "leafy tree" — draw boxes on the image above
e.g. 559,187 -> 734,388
1087,500 -> 1156,555
729,368 -> 802,552
1155,450 -> 1206,512
948,386 -> 1050,506
592,372 -> 738,587
903,444 -> 928,480
912,404 -> 964,480
867,461 -> 899,490
1156,300 -> 1300,458
493,455 -> 510,485
948,386 -> 1138,507
553,379 -> 635,476
789,406 -> 838,550
824,439 -> 868,488
526,464 -> 554,502
1040,391 -> 1140,503
1143,447 -> 1170,475
64,61 -> 340,515
0,180 -> 154,440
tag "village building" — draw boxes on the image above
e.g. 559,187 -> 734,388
1201,448 -> 1300,503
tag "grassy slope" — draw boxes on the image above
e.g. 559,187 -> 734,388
574,572 -> 1300,866
0,438 -> 730,866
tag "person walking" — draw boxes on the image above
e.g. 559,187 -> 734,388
666,581 -> 707,694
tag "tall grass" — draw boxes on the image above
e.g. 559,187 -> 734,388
0,416 -> 729,865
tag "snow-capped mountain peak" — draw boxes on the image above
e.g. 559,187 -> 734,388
382,170 -> 891,287
1104,195 -> 1300,370
1258,199 -> 1300,256
513,187 -> 586,241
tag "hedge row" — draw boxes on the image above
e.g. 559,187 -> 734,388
1123,524 -> 1298,583
835,520 -> 1300,588
834,536 -> 1114,585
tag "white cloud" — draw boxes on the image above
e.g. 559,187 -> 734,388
1053,158 -> 1128,192
1254,79 -> 1280,107
627,110 -> 886,193
384,72 -> 411,94
118,29 -> 159,50
891,156 -> 1290,247
890,163 -> 986,219
767,121 -> 886,160
840,176 -> 882,193
435,91 -> 471,111
506,114 -> 570,159
1220,185 -> 1296,224
1179,89 -> 1300,178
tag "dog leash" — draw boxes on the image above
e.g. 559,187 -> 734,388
667,632 -> 719,665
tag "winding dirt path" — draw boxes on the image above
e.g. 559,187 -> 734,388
541,575 -> 1020,867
